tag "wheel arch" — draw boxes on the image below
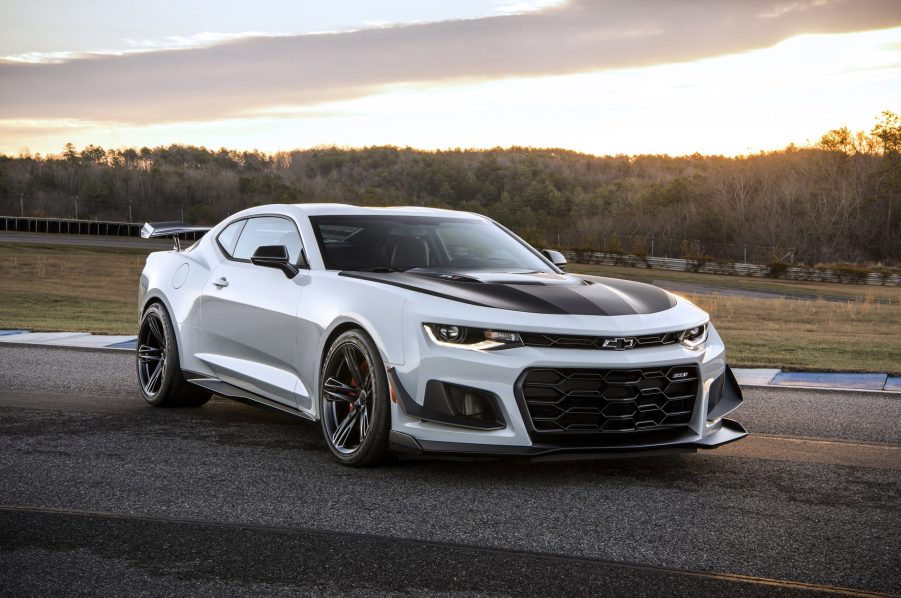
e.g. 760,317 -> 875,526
314,315 -> 400,406
321,321 -> 366,357
140,291 -> 188,365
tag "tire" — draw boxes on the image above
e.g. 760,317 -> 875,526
319,330 -> 391,466
137,303 -> 211,407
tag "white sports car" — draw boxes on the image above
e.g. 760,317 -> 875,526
138,204 -> 746,465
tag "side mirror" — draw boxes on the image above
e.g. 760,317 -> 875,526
250,245 -> 299,279
541,249 -> 567,268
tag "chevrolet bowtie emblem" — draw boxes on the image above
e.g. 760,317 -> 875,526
602,337 -> 636,350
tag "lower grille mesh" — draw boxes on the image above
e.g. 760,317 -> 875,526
519,366 -> 698,434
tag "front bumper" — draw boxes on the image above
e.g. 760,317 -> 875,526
388,322 -> 746,458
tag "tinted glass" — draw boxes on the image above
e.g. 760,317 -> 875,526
233,217 -> 303,263
310,215 -> 552,272
216,219 -> 245,257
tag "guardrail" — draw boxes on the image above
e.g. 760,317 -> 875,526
0,216 -> 140,236
0,216 -> 204,240
562,250 -> 901,287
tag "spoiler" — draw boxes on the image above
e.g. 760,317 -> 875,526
141,221 -> 212,250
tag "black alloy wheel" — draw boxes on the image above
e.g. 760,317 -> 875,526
320,330 -> 391,466
137,310 -> 167,398
137,303 -> 210,407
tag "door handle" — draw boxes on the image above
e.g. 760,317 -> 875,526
213,277 -> 229,288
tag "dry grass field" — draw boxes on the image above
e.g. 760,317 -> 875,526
573,263 -> 901,373
0,242 -> 150,335
686,293 -> 900,374
0,242 -> 898,373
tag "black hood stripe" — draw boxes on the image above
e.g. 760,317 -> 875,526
339,271 -> 675,316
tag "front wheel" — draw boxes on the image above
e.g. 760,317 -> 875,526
137,303 -> 211,407
319,330 -> 391,466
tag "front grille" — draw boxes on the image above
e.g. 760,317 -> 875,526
518,365 -> 698,434
519,331 -> 680,350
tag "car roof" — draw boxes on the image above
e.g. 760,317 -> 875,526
231,203 -> 488,221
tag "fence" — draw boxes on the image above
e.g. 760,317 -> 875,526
1,216 -> 141,236
0,216 -> 205,241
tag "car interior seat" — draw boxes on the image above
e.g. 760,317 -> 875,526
390,237 -> 430,270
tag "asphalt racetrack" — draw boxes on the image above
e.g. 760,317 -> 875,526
1,345 -> 899,596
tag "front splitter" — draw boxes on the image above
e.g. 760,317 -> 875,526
390,419 -> 748,462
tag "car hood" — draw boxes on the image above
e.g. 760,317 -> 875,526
339,269 -> 676,316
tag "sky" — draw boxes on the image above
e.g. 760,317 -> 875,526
0,0 -> 899,157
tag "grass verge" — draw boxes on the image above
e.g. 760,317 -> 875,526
569,263 -> 901,374
684,293 -> 900,374
0,242 -> 149,335
0,242 -> 898,373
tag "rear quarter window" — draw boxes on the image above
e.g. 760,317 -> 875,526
216,219 -> 246,257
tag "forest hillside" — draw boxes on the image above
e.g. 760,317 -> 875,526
1,111 -> 898,265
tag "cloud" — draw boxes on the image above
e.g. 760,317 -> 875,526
758,0 -> 839,20
1,32 -> 290,64
493,0 -> 569,14
121,31 -> 293,51
0,0 -> 899,124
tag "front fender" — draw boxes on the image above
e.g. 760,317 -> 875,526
318,313 -> 403,368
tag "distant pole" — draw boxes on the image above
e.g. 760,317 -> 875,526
650,238 -> 654,257
743,246 -> 747,264
180,206 -> 184,222
128,201 -> 133,224
75,194 -> 79,220
20,192 -> 24,217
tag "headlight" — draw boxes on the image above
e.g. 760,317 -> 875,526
680,322 -> 709,349
423,323 -> 522,350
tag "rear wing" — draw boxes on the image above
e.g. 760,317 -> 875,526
141,221 -> 212,250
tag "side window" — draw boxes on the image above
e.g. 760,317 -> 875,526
216,219 -> 246,257
232,217 -> 304,263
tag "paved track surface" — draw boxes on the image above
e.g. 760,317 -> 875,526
1,346 -> 899,596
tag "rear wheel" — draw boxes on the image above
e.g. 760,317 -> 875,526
137,303 -> 211,407
319,330 -> 391,466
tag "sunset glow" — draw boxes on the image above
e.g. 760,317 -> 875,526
1,1 -> 899,156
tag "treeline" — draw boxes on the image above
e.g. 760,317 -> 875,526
1,111 -> 898,265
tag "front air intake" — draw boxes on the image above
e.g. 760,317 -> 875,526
517,366 -> 699,437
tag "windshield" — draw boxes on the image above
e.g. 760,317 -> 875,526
310,215 -> 554,272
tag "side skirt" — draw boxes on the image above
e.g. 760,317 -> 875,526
184,371 -> 316,422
